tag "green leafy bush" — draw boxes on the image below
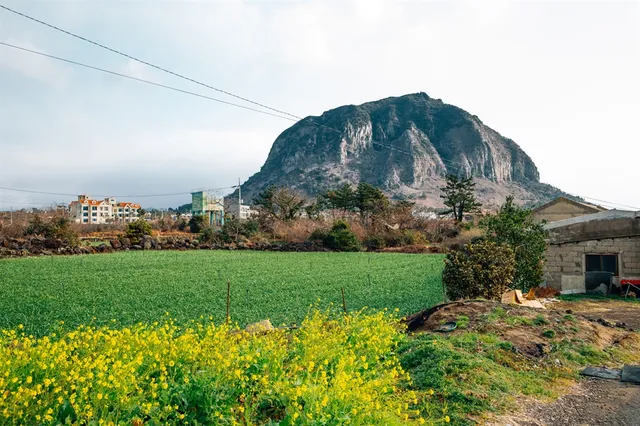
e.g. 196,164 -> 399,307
219,218 -> 259,243
198,227 -> 220,244
480,196 -> 548,290
322,221 -> 361,252
363,235 -> 386,251
443,240 -> 515,301
188,215 -> 207,234
125,219 -> 153,243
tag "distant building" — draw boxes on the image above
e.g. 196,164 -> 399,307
543,210 -> 640,295
191,191 -> 224,226
532,197 -> 607,223
69,195 -> 141,224
225,198 -> 253,220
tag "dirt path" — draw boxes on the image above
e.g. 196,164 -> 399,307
494,378 -> 640,426
551,298 -> 640,331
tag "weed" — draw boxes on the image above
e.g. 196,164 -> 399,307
542,329 -> 556,339
563,314 -> 577,322
534,314 -> 549,326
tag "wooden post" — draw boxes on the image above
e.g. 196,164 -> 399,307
226,280 -> 231,324
341,287 -> 347,314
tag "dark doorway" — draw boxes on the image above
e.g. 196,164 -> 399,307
585,254 -> 618,291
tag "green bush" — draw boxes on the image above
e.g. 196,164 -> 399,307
198,227 -> 221,244
177,219 -> 188,231
443,240 -> 516,301
385,229 -> 429,247
322,221 -> 361,252
125,219 -> 153,243
363,235 -> 386,251
189,215 -> 207,234
219,218 -> 259,243
308,228 -> 328,242
542,330 -> 556,339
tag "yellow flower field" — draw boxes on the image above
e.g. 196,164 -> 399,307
0,310 -> 430,425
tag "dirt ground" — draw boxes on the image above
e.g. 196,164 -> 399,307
550,298 -> 640,331
405,297 -> 640,425
493,378 -> 640,426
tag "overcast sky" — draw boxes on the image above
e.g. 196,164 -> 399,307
1,0 -> 638,210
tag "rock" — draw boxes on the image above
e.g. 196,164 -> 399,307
120,238 -> 131,248
131,245 -> 142,250
43,238 -> 63,249
245,319 -> 274,334
96,243 -> 111,253
109,239 -> 122,250
141,239 -> 152,250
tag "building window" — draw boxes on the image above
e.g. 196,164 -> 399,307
585,254 -> 618,276
92,212 -> 97,216
82,206 -> 88,211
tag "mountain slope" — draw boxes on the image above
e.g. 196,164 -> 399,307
240,93 -> 566,208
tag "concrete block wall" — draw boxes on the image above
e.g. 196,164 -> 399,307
544,236 -> 640,291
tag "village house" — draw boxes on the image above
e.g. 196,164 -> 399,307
532,197 -> 607,223
543,210 -> 640,295
69,195 -> 141,224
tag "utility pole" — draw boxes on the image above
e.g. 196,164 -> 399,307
238,178 -> 241,218
9,207 -> 12,226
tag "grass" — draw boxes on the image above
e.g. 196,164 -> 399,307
0,251 -> 445,335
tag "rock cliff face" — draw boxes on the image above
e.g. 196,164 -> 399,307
241,93 -> 566,207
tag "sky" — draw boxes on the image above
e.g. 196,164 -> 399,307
0,0 -> 639,210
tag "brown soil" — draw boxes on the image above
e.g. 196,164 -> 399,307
492,378 -> 640,426
404,299 -> 636,359
550,298 -> 640,331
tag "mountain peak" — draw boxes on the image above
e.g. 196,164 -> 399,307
241,94 -> 564,208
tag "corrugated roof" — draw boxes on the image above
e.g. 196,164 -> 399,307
544,209 -> 640,230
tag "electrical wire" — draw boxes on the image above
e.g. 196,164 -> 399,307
0,4 -> 301,120
0,41 -> 297,121
0,186 -> 238,199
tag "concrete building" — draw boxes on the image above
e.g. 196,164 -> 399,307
69,195 -> 141,224
543,210 -> 640,294
191,191 -> 224,226
225,198 -> 253,220
532,197 -> 607,223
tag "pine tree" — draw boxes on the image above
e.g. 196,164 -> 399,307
439,174 -> 482,221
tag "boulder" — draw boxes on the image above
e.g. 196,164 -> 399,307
120,237 -> 131,248
109,239 -> 122,250
245,319 -> 274,334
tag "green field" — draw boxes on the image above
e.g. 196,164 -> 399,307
0,251 -> 444,335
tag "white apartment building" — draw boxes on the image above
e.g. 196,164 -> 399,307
69,195 -> 141,224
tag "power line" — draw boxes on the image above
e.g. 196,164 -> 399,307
0,41 -> 297,122
0,185 -> 237,199
0,4 -> 301,121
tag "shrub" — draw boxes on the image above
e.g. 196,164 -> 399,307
443,240 -> 516,301
219,217 -> 259,243
25,216 -> 79,246
125,219 -> 153,243
188,215 -> 207,234
542,329 -> 556,339
364,235 -> 386,251
308,228 -> 328,242
177,219 -> 188,231
322,221 -> 361,252
198,227 -> 221,244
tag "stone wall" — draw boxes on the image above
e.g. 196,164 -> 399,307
544,236 -> 640,292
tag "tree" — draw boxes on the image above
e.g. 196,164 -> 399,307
439,174 -> 482,222
355,182 -> 389,222
137,208 -> 147,219
320,184 -> 357,212
253,186 -> 306,221
189,215 -> 207,234
480,196 -> 549,290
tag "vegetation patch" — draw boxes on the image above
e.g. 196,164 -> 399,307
0,251 -> 445,336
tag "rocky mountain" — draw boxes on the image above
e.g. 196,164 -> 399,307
240,93 -> 567,208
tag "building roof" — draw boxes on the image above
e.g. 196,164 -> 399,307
544,209 -> 640,230
532,197 -> 607,214
544,209 -> 640,244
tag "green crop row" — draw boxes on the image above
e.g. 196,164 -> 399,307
0,251 -> 445,335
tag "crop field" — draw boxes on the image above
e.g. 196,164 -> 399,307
0,251 -> 444,335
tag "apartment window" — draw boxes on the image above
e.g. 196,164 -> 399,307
586,254 -> 618,276
92,212 -> 97,217
82,206 -> 88,211
92,206 -> 97,211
